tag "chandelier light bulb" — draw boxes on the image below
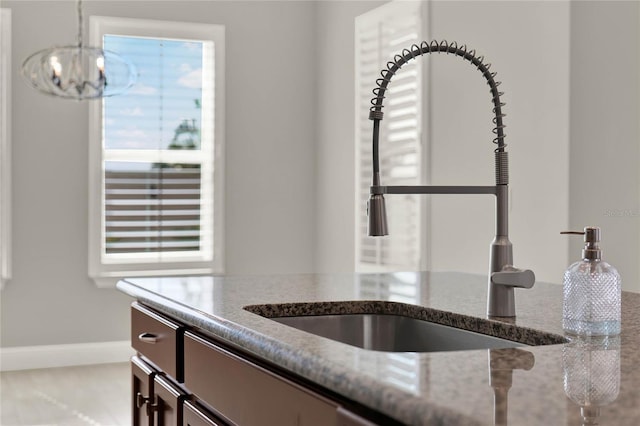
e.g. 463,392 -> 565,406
50,56 -> 62,76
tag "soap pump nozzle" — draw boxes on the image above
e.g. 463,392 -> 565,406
561,226 -> 601,261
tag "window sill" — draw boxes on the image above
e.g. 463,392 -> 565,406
91,268 -> 218,288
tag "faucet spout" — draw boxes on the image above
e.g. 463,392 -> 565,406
366,40 -> 535,317
367,194 -> 388,237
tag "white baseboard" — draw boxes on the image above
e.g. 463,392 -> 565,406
0,340 -> 134,372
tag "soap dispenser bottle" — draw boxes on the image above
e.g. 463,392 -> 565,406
561,227 -> 621,336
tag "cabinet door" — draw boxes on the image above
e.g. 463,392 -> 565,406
183,401 -> 226,426
153,375 -> 186,426
132,356 -> 155,426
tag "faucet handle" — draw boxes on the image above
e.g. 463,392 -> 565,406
491,266 -> 535,289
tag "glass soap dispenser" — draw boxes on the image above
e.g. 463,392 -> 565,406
561,227 -> 621,336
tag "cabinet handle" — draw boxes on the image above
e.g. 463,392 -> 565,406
138,332 -> 158,344
136,392 -> 150,408
146,397 -> 160,416
136,392 -> 159,417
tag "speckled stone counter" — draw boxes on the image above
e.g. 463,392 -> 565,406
117,272 -> 640,425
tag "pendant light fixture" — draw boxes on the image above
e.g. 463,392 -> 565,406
21,0 -> 136,100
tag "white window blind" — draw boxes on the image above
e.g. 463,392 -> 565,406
103,162 -> 205,255
355,2 -> 425,272
89,18 -> 225,287
0,8 -> 11,288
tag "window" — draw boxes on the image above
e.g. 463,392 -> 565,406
0,8 -> 11,288
355,2 -> 426,272
89,17 -> 225,287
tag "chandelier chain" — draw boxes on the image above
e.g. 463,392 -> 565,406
76,0 -> 83,48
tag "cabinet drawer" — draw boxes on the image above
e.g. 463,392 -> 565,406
184,332 -> 338,426
131,303 -> 183,380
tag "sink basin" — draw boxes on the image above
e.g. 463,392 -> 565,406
244,301 -> 567,353
271,314 -> 524,352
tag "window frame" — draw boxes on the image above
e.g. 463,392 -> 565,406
88,16 -> 225,287
1,8 -> 11,289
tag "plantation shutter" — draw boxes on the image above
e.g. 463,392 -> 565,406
355,2 -> 425,272
101,35 -> 214,262
104,165 -> 202,254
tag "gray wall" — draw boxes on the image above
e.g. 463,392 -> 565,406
1,0 -> 318,348
315,1 -> 384,272
427,1 -> 570,283
569,1 -> 640,292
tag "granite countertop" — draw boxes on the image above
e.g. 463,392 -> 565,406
117,272 -> 640,425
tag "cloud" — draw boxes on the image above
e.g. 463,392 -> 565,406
178,67 -> 202,89
129,84 -> 157,95
114,128 -> 149,140
108,128 -> 153,149
119,107 -> 144,117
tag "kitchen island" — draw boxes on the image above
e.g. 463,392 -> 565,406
117,272 -> 640,425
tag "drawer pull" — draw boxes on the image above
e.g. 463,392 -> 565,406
138,332 -> 158,344
136,392 -> 150,408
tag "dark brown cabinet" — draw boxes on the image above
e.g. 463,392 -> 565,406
183,331 -> 338,425
132,356 -> 155,426
183,401 -> 224,426
132,355 -> 222,426
131,302 -> 183,381
132,356 -> 186,426
153,375 -> 186,426
129,302 -> 384,426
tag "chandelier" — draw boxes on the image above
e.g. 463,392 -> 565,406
21,0 -> 136,100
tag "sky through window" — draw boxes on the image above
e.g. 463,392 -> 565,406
104,36 -> 204,153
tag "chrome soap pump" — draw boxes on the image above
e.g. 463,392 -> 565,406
561,227 -> 621,336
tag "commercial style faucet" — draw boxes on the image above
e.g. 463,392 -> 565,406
367,40 -> 534,317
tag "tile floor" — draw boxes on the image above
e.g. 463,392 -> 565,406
1,362 -> 130,426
